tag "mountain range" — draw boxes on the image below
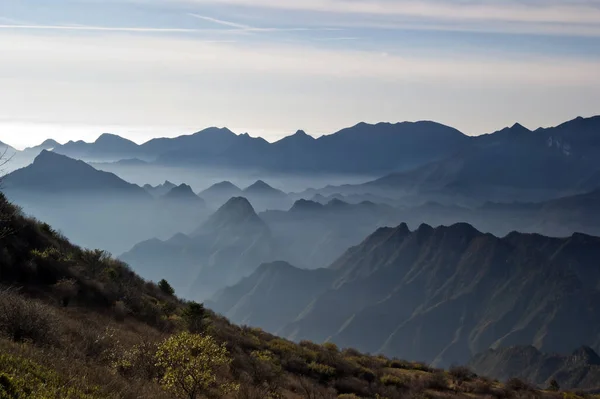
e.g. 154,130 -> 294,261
209,222 -> 600,369
2,151 -> 209,254
120,197 -> 278,299
308,116 -> 600,203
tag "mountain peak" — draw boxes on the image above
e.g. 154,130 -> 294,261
209,181 -> 240,190
33,149 -> 79,166
41,139 -> 60,147
510,122 -> 528,130
290,199 -> 324,212
569,346 -> 600,365
244,180 -> 284,195
326,198 -> 350,208
95,133 -> 133,143
162,184 -> 202,202
201,197 -> 265,232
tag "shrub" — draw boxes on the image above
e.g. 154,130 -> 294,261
0,353 -> 102,398
113,341 -> 161,381
506,378 -> 535,392
381,374 -> 409,389
158,279 -> 175,296
155,331 -> 238,399
449,365 -> 476,383
0,289 -> 58,346
548,379 -> 560,392
420,372 -> 449,390
308,361 -> 336,379
389,359 -> 411,369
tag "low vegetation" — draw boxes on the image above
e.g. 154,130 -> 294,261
0,192 -> 598,398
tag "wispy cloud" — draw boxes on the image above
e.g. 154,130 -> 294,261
0,24 -> 236,34
177,0 -> 600,24
187,13 -> 252,29
171,0 -> 600,36
188,12 -> 341,32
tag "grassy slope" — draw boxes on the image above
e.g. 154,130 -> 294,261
0,193 -> 593,399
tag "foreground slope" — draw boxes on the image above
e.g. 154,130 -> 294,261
0,193 -> 554,399
469,346 -> 600,391
211,222 -> 600,370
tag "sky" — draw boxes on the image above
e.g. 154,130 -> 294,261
1,0 -> 600,149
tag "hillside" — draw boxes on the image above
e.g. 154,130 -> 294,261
211,222 -> 600,370
0,193 -> 561,399
470,346 -> 600,391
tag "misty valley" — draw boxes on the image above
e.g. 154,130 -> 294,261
2,116 -> 600,395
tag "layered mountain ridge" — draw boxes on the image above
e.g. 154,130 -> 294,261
210,221 -> 600,369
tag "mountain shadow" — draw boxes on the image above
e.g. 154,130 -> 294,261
210,222 -> 600,368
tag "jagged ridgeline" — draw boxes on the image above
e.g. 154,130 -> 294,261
0,193 -> 582,398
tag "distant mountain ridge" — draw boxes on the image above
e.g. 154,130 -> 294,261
3,150 -> 149,197
307,116 -> 600,203
210,221 -> 600,368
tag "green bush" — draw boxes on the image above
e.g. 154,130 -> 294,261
155,331 -> 238,399
0,353 -> 101,398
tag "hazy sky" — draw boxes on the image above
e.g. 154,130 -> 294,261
1,0 -> 600,149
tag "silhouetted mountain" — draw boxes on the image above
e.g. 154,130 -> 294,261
1,153 -> 212,255
210,222 -> 600,368
320,116 -> 600,203
470,346 -> 600,390
3,150 -> 148,197
161,184 -> 206,206
260,198 -> 400,269
121,197 -> 278,300
198,181 -> 243,207
244,180 -> 286,197
144,180 -> 177,197
20,116 -> 600,179
55,133 -> 139,161
24,139 -> 60,153
289,199 -> 325,213
243,180 -> 290,210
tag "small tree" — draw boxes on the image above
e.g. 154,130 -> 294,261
158,279 -> 175,296
155,332 -> 238,399
182,302 -> 207,333
548,379 -> 560,392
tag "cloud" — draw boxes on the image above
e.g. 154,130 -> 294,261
169,0 -> 600,36
1,30 -> 599,138
0,24 -> 235,34
177,0 -> 600,24
188,13 -> 252,29
188,12 -> 342,32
